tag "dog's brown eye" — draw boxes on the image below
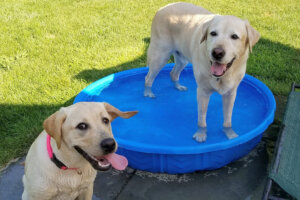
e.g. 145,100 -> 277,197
231,34 -> 239,40
102,117 -> 109,124
210,31 -> 217,36
76,123 -> 88,130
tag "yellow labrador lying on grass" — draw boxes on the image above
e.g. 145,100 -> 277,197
22,102 -> 137,200
144,2 -> 260,142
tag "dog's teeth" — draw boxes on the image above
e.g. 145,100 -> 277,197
98,161 -> 110,167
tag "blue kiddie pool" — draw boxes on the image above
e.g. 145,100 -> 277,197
74,63 -> 276,174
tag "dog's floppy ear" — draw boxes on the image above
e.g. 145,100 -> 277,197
103,102 -> 138,121
244,20 -> 260,53
200,19 -> 212,44
43,108 -> 67,149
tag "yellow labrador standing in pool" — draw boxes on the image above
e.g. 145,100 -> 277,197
144,2 -> 260,142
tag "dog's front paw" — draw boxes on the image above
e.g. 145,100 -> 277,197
144,86 -> 156,98
173,80 -> 188,91
193,133 -> 207,142
193,127 -> 207,142
223,127 -> 238,139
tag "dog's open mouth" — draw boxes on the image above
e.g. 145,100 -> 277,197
74,146 -> 128,171
210,57 -> 236,77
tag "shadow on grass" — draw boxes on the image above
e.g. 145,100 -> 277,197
0,98 -> 75,167
0,37 -> 299,168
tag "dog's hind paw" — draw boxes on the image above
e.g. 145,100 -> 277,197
223,127 -> 238,139
144,86 -> 156,98
193,127 -> 207,142
173,80 -> 188,91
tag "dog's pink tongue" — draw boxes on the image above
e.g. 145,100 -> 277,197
211,62 -> 226,76
103,153 -> 128,171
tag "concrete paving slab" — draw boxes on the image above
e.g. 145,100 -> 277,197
0,157 -> 25,200
116,141 -> 267,200
93,167 -> 135,200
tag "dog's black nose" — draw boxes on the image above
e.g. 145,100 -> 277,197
212,48 -> 225,60
100,138 -> 116,153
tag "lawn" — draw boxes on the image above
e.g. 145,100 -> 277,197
0,0 -> 299,168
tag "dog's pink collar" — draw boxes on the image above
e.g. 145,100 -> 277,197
47,134 -> 79,172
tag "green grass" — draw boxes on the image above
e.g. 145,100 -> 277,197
0,0 -> 299,168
